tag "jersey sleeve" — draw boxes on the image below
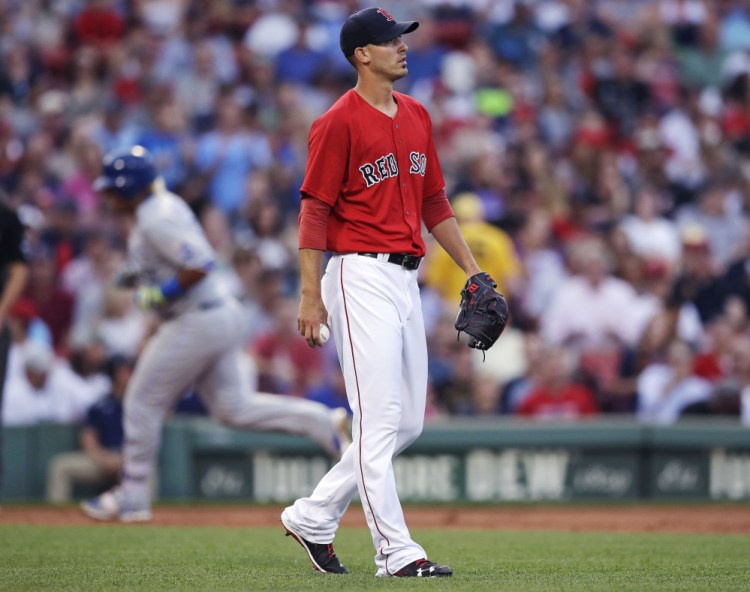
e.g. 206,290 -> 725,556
299,115 -> 350,206
140,209 -> 215,271
298,196 -> 331,250
421,187 -> 454,231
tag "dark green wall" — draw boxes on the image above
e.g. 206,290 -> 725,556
3,418 -> 749,502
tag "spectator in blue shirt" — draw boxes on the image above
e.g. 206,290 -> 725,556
46,355 -> 133,503
274,23 -> 330,86
194,92 -> 272,217
137,98 -> 192,192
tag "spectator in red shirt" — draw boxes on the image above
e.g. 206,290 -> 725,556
517,344 -> 599,420
249,296 -> 324,397
692,313 -> 749,382
24,252 -> 74,352
72,0 -> 125,50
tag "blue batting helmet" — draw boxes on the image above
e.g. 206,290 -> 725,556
93,146 -> 157,199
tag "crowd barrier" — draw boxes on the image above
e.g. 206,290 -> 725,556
2,418 -> 749,502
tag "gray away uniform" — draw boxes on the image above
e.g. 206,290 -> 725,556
120,190 -> 344,508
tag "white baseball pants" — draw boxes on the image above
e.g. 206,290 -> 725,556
121,299 -> 340,507
282,253 -> 428,574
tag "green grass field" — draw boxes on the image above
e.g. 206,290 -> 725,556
1,524 -> 748,591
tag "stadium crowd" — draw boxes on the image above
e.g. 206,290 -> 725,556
1,0 -> 750,433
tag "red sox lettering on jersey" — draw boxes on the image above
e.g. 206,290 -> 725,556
300,90 -> 445,257
358,151 -> 427,188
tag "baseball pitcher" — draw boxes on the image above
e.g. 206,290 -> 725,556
281,7 -> 506,579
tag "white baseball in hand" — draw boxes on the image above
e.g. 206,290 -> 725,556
319,323 -> 330,344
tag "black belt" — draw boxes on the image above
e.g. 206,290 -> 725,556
358,252 -> 422,270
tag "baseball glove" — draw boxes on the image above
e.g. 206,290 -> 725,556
454,272 -> 509,352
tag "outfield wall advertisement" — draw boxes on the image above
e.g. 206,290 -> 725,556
174,420 -> 750,503
3,419 -> 749,502
188,447 -> 749,502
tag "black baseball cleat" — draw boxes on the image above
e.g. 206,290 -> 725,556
281,517 -> 349,574
395,558 -> 453,577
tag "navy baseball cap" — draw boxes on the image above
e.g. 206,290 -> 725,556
340,7 -> 419,58
93,145 -> 157,199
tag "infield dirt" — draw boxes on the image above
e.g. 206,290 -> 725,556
2,504 -> 749,534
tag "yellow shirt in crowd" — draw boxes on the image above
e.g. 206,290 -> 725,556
424,221 -> 521,305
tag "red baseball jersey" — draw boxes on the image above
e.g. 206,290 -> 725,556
300,89 -> 450,257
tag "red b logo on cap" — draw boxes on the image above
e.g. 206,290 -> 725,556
377,8 -> 395,21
